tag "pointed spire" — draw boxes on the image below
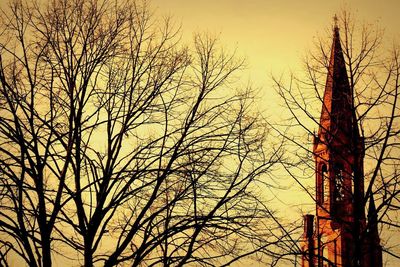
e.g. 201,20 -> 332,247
368,194 -> 378,227
333,14 -> 339,31
367,194 -> 382,266
318,16 -> 357,147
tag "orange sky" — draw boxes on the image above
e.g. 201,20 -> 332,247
149,4 -> 400,266
152,0 -> 400,90
151,0 -> 400,202
0,0 -> 399,265
151,0 -> 400,189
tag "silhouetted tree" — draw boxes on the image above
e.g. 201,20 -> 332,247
0,0 -> 282,266
273,10 -> 400,266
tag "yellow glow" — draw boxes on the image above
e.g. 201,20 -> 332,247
150,1 -> 400,266
151,0 -> 400,79
0,0 -> 399,266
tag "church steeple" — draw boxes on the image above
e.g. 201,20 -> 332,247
301,18 -> 382,267
313,18 -> 360,219
318,18 -> 358,150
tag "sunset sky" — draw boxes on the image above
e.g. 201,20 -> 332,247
149,3 -> 400,265
151,0 -> 400,202
150,2 -> 400,183
152,0 -> 400,89
148,5 -> 398,165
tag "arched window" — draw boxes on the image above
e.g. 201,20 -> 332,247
334,163 -> 345,201
321,165 -> 329,203
351,167 -> 355,200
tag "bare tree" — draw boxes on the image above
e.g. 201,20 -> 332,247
272,10 -> 400,266
0,0 -> 283,266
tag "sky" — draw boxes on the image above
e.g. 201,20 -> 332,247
0,0 -> 399,265
149,0 -> 400,187
150,1 -> 400,265
151,0 -> 400,90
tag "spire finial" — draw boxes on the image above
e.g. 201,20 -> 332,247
333,14 -> 339,30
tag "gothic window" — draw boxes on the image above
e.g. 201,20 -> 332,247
334,164 -> 345,201
351,168 -> 355,200
321,164 -> 329,203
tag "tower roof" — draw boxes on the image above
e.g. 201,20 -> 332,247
318,23 -> 359,147
368,194 -> 377,223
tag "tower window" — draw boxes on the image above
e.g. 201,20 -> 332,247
321,164 -> 329,203
334,164 -> 345,201
351,168 -> 354,200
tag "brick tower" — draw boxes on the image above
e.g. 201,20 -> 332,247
300,20 -> 382,267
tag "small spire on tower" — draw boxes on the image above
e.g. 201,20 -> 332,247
368,194 -> 377,224
333,14 -> 339,30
